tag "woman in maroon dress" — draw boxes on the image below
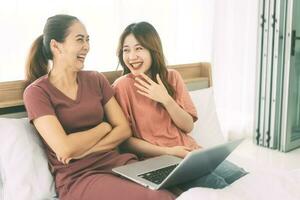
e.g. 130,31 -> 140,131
23,14 -> 175,200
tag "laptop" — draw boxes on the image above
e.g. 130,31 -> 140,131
113,139 -> 243,190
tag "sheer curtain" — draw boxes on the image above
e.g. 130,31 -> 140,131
0,0 -> 213,82
1,0 -> 260,140
212,0 -> 259,140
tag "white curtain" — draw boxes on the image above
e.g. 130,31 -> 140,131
1,0 -> 260,141
0,0 -> 214,82
212,0 -> 259,140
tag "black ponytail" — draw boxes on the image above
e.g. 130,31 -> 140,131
25,35 -> 49,86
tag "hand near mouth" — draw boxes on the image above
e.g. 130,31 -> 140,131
134,73 -> 171,105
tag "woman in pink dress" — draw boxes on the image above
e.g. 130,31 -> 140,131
23,15 -> 175,200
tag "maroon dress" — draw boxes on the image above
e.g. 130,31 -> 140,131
23,71 -> 175,200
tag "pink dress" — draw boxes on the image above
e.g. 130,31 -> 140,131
23,71 -> 175,200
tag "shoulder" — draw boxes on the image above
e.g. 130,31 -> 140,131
113,74 -> 133,88
167,69 -> 184,85
23,76 -> 52,108
23,75 -> 49,98
167,69 -> 181,79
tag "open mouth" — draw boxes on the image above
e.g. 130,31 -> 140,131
77,54 -> 86,62
130,62 -> 143,70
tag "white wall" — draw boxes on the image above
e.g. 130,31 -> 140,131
0,0 -> 215,82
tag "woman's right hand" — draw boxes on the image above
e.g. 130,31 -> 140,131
165,146 -> 193,158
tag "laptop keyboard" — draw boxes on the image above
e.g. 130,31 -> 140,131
138,164 -> 179,184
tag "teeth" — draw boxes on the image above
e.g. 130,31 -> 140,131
77,55 -> 86,63
130,62 -> 142,68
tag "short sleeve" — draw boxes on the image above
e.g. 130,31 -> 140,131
23,85 -> 56,122
113,82 -> 131,122
170,70 -> 198,122
97,72 -> 115,105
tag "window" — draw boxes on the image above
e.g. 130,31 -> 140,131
0,0 -> 214,82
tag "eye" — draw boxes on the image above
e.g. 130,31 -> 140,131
136,46 -> 143,51
77,38 -> 84,42
123,48 -> 129,53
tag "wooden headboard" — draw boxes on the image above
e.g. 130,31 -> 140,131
0,62 -> 211,112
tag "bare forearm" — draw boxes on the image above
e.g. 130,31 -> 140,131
71,124 -> 131,159
70,97 -> 132,159
33,116 -> 112,160
122,137 -> 168,157
95,124 -> 131,149
163,96 -> 194,133
66,122 -> 112,157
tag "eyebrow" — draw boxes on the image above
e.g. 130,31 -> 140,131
123,44 -> 142,48
75,34 -> 89,38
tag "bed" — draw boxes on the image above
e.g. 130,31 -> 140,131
0,62 -> 223,199
1,63 -> 299,199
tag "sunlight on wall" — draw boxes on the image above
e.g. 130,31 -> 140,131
0,0 -> 214,81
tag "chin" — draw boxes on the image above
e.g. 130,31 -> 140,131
131,71 -> 141,76
77,64 -> 84,71
130,68 -> 145,74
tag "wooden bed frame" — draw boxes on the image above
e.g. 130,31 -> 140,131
0,62 -> 212,112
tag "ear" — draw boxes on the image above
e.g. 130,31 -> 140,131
49,39 -> 62,55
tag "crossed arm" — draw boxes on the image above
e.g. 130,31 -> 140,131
33,97 -> 131,164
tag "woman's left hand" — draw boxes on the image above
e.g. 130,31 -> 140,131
165,146 -> 193,158
56,154 -> 72,165
134,73 -> 171,105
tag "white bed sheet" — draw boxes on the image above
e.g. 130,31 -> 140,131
177,169 -> 300,200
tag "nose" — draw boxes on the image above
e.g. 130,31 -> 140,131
128,50 -> 137,60
83,40 -> 90,52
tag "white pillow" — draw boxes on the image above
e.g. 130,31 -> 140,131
0,118 -> 56,200
189,87 -> 225,148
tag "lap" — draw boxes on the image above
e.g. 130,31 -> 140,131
178,160 -> 248,190
61,173 -> 175,200
213,160 -> 248,184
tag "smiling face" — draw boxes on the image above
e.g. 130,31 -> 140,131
57,21 -> 90,71
122,34 -> 152,75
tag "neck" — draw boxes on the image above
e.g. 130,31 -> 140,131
49,65 -> 78,88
